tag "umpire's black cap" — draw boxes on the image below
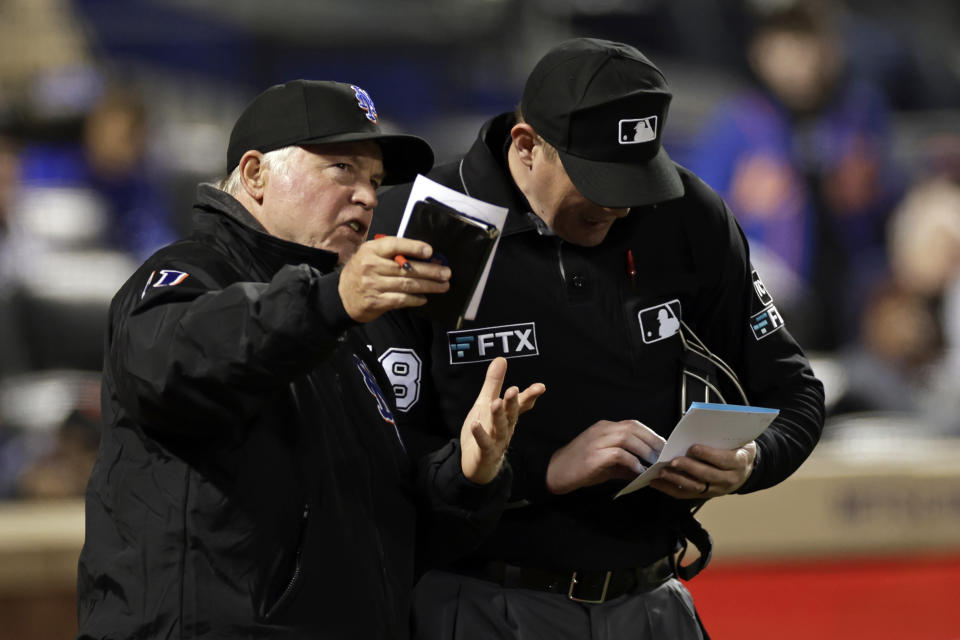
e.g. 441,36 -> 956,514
226,80 -> 434,185
521,38 -> 684,208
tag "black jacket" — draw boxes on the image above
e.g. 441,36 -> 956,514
77,185 -> 509,639
366,113 -> 825,571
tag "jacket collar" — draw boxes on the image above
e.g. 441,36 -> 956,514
459,113 -> 538,237
193,184 -> 340,275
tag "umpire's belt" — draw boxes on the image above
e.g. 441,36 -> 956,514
454,556 -> 674,604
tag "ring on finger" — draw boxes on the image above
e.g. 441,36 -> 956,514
699,481 -> 711,495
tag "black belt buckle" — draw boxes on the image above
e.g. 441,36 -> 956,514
567,570 -> 612,604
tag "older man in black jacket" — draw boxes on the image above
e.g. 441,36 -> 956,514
76,80 -> 545,640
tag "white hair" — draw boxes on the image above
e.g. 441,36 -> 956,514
217,145 -> 299,196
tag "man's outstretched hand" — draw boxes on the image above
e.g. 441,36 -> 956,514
460,357 -> 546,484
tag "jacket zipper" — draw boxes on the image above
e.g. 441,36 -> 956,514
556,240 -> 567,286
264,502 -> 310,620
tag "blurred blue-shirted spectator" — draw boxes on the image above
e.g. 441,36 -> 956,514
18,84 -> 176,260
688,0 -> 904,352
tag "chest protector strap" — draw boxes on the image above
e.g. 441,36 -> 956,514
674,323 -> 747,581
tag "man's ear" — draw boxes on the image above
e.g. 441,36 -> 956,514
239,151 -> 266,201
509,123 -> 538,168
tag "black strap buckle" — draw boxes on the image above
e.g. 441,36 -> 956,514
673,512 -> 714,581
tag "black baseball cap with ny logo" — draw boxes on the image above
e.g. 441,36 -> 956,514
521,38 -> 685,208
226,79 -> 434,185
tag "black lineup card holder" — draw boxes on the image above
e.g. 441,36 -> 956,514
403,197 -> 500,328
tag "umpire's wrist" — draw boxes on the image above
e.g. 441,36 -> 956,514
736,443 -> 761,494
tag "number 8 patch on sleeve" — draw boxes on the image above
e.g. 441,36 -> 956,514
377,348 -> 422,412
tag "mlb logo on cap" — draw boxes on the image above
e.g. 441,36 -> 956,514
619,117 -> 658,144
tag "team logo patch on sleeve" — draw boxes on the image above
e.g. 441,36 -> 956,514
141,269 -> 190,298
353,355 -> 403,447
637,299 -> 682,344
447,322 -> 538,365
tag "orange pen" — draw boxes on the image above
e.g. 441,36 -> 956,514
374,234 -> 413,270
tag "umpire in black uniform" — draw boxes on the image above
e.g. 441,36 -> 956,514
366,39 -> 825,639
75,80 -> 545,639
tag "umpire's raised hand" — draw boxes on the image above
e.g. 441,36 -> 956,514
459,357 -> 546,484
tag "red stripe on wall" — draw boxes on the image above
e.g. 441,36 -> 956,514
687,553 -> 960,639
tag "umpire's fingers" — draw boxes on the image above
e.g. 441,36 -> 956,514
502,386 -> 520,431
517,382 -> 547,414
476,357 -> 508,403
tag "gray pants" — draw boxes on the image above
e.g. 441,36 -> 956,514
411,569 -> 706,640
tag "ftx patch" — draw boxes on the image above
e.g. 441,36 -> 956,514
447,322 -> 538,365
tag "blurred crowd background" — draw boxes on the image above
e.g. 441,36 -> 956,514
0,0 -> 958,501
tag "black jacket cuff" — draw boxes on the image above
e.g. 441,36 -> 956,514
313,269 -> 358,336
432,440 -> 513,510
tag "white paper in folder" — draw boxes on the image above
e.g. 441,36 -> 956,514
397,174 -> 508,321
